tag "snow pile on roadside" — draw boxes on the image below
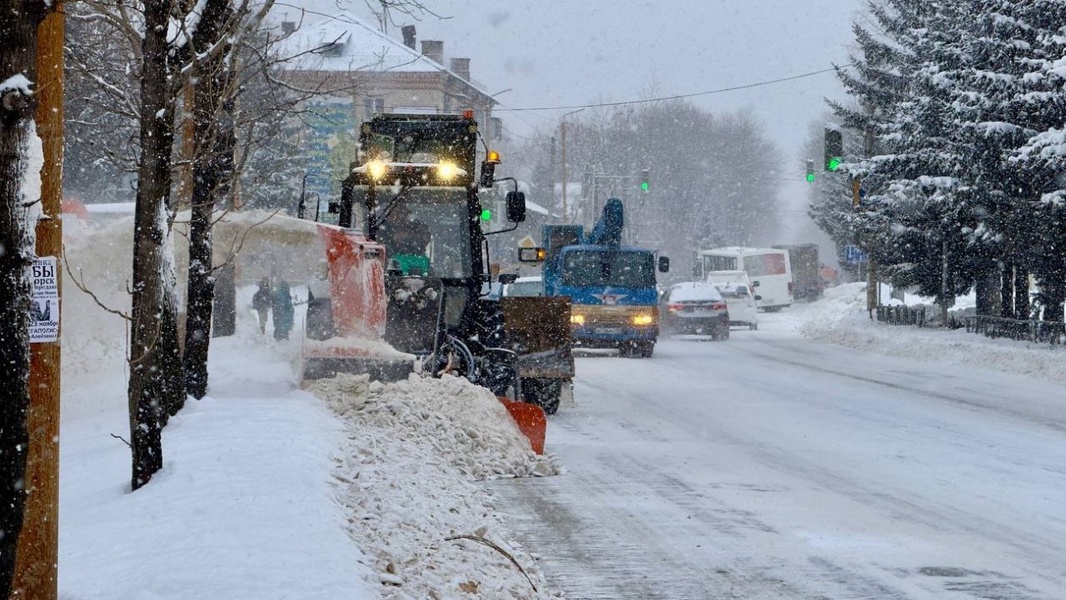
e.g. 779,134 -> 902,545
309,373 -> 563,599
792,282 -> 1066,384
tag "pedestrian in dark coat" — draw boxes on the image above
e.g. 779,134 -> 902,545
272,280 -> 295,341
252,278 -> 272,334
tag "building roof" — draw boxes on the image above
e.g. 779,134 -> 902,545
276,15 -> 485,94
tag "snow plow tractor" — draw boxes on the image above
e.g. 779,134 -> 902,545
298,111 -> 574,413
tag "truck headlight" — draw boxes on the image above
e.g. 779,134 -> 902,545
631,313 -> 655,326
570,314 -> 585,325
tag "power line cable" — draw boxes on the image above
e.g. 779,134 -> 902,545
495,64 -> 854,113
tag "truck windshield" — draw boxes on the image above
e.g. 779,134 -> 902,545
562,250 -> 655,288
356,187 -> 473,279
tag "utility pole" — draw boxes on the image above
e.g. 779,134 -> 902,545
549,136 -> 556,217
559,108 -> 584,224
863,126 -> 877,317
14,6 -> 64,599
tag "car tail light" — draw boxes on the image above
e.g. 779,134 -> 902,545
667,303 -> 683,312
712,302 -> 727,311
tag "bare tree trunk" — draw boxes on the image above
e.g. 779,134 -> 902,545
1015,265 -> 1030,320
0,1 -> 48,592
184,56 -> 234,399
1039,276 -> 1065,322
999,262 -> 1014,318
975,268 -> 999,317
128,0 -> 179,490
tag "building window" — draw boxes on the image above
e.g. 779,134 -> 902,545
364,97 -> 385,116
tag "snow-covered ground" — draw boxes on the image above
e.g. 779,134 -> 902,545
56,219 -> 1064,598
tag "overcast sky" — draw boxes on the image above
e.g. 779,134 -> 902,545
299,0 -> 868,161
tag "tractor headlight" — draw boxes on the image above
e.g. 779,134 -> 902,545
366,160 -> 388,181
437,161 -> 459,182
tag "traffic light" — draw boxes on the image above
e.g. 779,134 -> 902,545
806,159 -> 815,183
824,128 -> 843,171
640,169 -> 649,192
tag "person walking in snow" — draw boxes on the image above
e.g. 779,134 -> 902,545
272,280 -> 295,341
252,278 -> 272,334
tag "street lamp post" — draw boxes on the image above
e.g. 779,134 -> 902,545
559,108 -> 585,224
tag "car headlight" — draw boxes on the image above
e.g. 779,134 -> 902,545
570,314 -> 585,325
631,313 -> 655,326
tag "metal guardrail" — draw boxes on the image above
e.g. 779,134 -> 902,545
963,315 -> 1065,345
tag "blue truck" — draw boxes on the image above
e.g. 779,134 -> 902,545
521,198 -> 669,358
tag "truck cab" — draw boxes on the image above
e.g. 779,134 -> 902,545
528,199 -> 669,358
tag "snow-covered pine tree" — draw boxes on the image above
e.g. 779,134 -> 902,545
1009,0 -> 1066,321
830,0 -> 989,316
816,4 -> 913,278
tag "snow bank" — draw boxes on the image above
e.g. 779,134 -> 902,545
792,282 -> 1066,384
310,373 -> 562,599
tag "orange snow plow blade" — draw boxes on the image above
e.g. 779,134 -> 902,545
300,224 -> 416,382
498,397 -> 546,454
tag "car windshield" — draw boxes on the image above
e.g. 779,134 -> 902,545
562,250 -> 656,288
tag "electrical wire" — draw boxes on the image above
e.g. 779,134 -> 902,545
494,64 -> 855,113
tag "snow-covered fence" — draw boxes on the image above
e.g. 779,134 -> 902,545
964,315 -> 1065,346
875,304 -> 927,327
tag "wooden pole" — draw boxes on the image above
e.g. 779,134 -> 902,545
13,5 -> 64,599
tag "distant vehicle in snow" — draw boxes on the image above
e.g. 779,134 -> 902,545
697,247 -> 792,312
660,281 -> 730,340
705,270 -> 759,329
773,243 -> 823,302
503,275 -> 544,298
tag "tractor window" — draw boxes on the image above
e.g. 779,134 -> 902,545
377,188 -> 472,279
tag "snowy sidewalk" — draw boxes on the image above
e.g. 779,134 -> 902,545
59,335 -> 374,599
58,330 -> 563,599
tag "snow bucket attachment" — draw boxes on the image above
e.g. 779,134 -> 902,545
300,224 -> 416,383
498,397 -> 546,455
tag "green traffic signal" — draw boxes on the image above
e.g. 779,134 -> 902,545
806,159 -> 815,183
640,168 -> 649,192
806,172 -> 816,183
479,208 -> 492,221
640,181 -> 649,192
824,128 -> 843,171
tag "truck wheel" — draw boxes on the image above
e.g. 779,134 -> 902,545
520,378 -> 561,415
637,341 -> 655,358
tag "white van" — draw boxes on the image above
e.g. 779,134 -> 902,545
698,247 -> 793,311
705,270 -> 758,329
